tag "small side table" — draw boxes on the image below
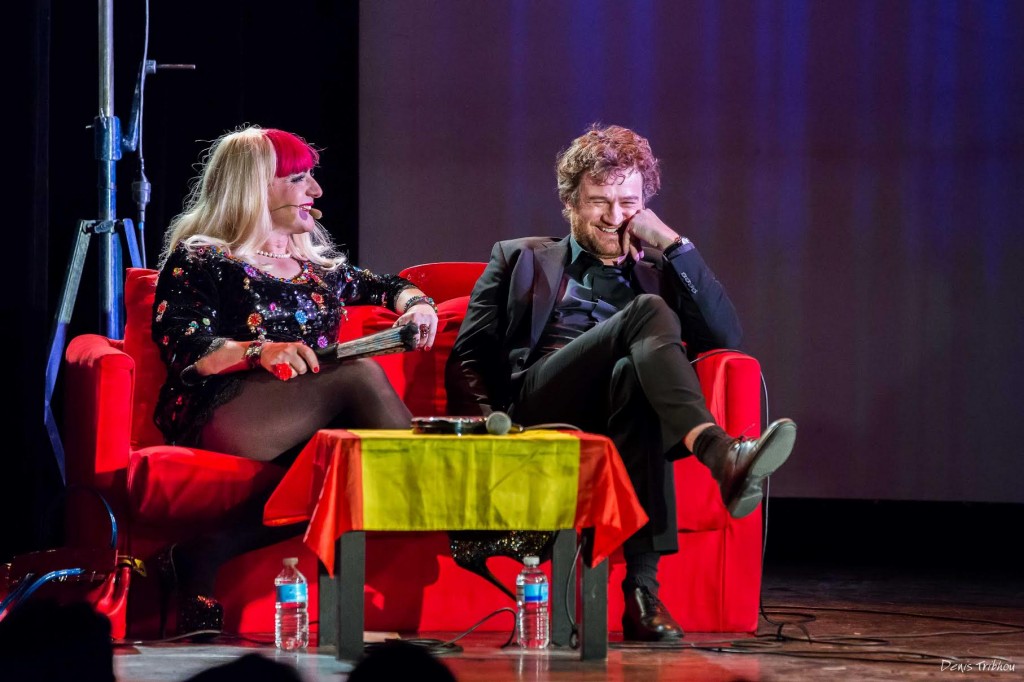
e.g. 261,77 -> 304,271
264,429 -> 648,662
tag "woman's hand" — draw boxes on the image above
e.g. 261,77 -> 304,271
394,303 -> 439,350
259,341 -> 320,380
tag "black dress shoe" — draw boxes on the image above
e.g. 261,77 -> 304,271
713,418 -> 797,518
622,586 -> 684,641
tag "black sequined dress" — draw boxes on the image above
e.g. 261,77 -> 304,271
151,243 -> 413,446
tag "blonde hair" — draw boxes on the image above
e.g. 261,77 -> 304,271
159,125 -> 346,269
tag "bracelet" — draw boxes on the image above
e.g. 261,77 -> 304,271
243,338 -> 265,369
402,294 -> 437,313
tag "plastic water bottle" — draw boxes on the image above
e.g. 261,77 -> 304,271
274,557 -> 309,650
515,555 -> 549,649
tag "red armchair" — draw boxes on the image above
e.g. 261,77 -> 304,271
63,263 -> 764,638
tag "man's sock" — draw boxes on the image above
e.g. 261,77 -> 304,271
623,552 -> 661,595
691,425 -> 732,474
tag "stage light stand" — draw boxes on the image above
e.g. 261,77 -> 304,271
43,0 -> 192,483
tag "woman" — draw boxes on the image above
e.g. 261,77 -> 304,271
151,125 -> 438,636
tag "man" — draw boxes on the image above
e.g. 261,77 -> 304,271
445,124 -> 796,641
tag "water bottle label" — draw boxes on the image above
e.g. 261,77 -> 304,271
523,583 -> 548,603
276,583 -> 308,603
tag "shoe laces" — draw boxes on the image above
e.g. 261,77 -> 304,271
637,585 -> 668,609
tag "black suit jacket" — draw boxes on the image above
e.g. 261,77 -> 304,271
445,235 -> 743,416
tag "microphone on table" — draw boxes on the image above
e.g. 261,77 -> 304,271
409,412 -> 524,435
485,411 -> 522,435
409,412 -> 579,436
488,414 -> 582,434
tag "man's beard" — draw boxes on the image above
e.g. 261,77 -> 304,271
569,212 -> 624,260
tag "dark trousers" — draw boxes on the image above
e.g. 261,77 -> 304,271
511,294 -> 715,557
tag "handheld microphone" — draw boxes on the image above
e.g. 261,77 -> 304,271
409,412 -> 524,435
485,411 -> 516,435
483,414 -> 576,434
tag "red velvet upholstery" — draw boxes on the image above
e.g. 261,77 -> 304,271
127,447 -> 284,525
63,263 -> 765,637
122,269 -> 167,450
397,262 -> 487,305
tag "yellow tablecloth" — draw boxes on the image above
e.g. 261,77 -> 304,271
264,429 -> 648,575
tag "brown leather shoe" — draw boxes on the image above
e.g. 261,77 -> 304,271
622,586 -> 684,641
715,418 -> 797,518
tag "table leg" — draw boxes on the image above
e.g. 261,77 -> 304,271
579,553 -> 608,660
326,531 -> 365,661
317,562 -> 337,650
550,529 -> 575,647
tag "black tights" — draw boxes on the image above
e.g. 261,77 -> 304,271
175,359 -> 412,594
199,358 -> 412,461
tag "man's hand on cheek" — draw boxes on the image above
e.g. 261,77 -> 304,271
616,224 -> 643,264
625,209 -> 680,251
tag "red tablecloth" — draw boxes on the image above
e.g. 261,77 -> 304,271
264,429 -> 648,575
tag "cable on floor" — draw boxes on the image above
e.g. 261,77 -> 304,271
114,629 -> 223,646
762,603 -> 1024,640
116,606 -> 521,655
366,607 -> 518,656
553,536 -> 585,650
609,602 -> 1023,667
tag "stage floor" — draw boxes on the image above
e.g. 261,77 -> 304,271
107,562 -> 1023,682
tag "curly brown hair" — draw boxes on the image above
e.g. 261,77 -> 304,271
556,124 -> 661,221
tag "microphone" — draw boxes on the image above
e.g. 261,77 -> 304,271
270,204 -> 322,220
485,411 -> 523,435
485,411 -> 512,435
409,413 -> 525,435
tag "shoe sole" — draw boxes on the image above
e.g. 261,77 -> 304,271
727,419 -> 797,518
622,624 -> 685,641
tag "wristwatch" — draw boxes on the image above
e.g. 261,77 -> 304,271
663,236 -> 693,257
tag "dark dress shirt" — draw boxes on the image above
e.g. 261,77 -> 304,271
534,237 -> 638,357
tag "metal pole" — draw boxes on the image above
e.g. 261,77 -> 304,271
45,0 -> 124,483
97,0 -> 123,338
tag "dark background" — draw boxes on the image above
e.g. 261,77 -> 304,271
6,1 -> 1023,568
